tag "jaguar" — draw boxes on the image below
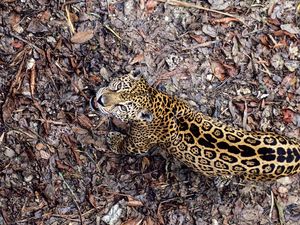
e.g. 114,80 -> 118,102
90,72 -> 300,181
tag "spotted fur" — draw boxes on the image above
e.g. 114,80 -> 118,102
91,73 -> 300,181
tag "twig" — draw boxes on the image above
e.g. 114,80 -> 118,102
269,190 -> 274,220
59,172 -> 84,224
157,0 -> 246,24
182,40 -> 219,51
33,118 -> 67,125
242,101 -> 248,130
65,6 -> 75,34
274,196 -> 285,225
9,33 -> 44,55
104,25 -> 122,40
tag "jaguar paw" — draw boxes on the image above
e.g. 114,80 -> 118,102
107,131 -> 126,154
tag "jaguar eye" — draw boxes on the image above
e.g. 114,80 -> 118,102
118,104 -> 127,111
116,82 -> 122,90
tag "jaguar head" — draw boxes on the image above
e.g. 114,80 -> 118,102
90,72 -> 154,123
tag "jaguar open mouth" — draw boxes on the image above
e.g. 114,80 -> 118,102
89,95 -> 99,111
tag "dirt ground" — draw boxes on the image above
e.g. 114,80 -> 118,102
0,0 -> 300,224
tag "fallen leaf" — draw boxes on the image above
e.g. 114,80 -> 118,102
273,30 -> 295,39
40,150 -> 51,160
56,160 -> 73,172
127,196 -> 143,207
210,61 -> 226,81
157,203 -> 165,225
280,24 -> 300,34
282,109 -> 294,123
102,202 -> 123,225
145,0 -> 158,14
144,216 -> 155,225
121,218 -> 143,225
277,186 -> 288,194
88,193 -> 97,208
259,35 -> 270,46
281,73 -> 296,88
28,58 -> 36,97
38,10 -> 51,22
10,40 -> 23,49
190,34 -> 205,43
213,17 -> 240,24
27,19 -> 48,33
266,18 -> 281,26
71,30 -> 94,44
277,177 -> 292,185
72,126 -> 89,135
77,114 -> 93,129
223,64 -> 238,77
36,143 -> 45,150
141,157 -> 150,172
130,53 -> 144,65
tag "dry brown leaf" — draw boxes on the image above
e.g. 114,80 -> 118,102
9,13 -> 22,33
40,150 -> 51,160
89,74 -> 102,84
145,0 -> 158,14
266,18 -> 281,26
210,61 -> 226,81
223,64 -> 238,77
72,126 -> 89,135
88,193 -> 97,208
141,156 -> 150,172
259,34 -> 270,46
144,216 -> 155,225
190,34 -> 205,44
127,196 -> 143,207
112,117 -> 129,130
2,98 -> 15,123
281,73 -> 296,88
10,40 -> 23,49
213,17 -> 240,24
77,114 -> 93,129
56,160 -> 73,172
262,76 -> 274,89
130,53 -> 144,65
282,109 -> 294,123
273,30 -> 295,39
157,203 -> 165,225
62,135 -> 82,165
140,0 -> 145,10
121,218 -> 143,225
38,10 -> 51,22
274,39 -> 287,48
36,143 -> 45,150
71,30 -> 94,44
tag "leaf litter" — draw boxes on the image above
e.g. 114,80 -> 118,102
0,0 -> 299,224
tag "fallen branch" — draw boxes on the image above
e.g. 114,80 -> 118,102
157,0 -> 245,24
59,172 -> 84,224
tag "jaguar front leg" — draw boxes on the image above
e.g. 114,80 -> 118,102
106,124 -> 157,155
106,131 -> 127,154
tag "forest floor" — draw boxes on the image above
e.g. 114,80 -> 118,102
0,0 -> 300,224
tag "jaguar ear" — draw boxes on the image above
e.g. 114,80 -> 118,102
129,70 -> 142,80
137,110 -> 153,122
